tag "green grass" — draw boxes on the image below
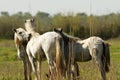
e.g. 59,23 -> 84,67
0,39 -> 17,62
0,61 -> 49,80
0,38 -> 120,80
0,39 -> 49,80
108,38 -> 120,62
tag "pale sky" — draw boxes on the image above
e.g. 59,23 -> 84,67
0,0 -> 120,16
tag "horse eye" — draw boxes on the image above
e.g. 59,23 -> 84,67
19,32 -> 22,34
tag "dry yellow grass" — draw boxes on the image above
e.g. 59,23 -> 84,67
0,38 -> 120,80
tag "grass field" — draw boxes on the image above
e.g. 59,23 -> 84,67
0,38 -> 120,80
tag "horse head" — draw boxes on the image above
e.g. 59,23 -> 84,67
25,19 -> 35,32
13,28 -> 31,42
53,28 -> 63,33
13,28 -> 31,59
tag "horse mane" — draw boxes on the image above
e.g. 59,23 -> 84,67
14,33 -> 28,48
14,34 -> 19,46
53,28 -> 81,42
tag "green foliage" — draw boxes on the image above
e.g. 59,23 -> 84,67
0,11 -> 120,39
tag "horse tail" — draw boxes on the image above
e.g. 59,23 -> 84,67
56,37 -> 66,79
102,42 -> 110,72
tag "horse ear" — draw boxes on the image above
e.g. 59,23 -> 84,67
53,28 -> 57,32
12,28 -> 17,32
59,28 -> 63,32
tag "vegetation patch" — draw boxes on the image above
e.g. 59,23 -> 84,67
0,38 -> 120,79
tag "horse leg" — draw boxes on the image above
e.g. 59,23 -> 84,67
44,52 -> 55,80
37,59 -> 42,80
70,62 -> 79,80
97,58 -> 106,80
29,56 -> 38,80
73,62 -> 79,80
23,60 -> 28,80
49,62 -> 56,80
27,58 -> 32,80
91,48 -> 106,80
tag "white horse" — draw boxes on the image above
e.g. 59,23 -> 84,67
13,27 -> 66,80
13,28 -> 32,80
24,19 -> 67,80
54,28 -> 110,80
24,19 -> 80,80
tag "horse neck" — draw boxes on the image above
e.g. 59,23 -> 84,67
15,39 -> 27,59
25,23 -> 35,31
25,27 -> 40,37
30,31 -> 40,38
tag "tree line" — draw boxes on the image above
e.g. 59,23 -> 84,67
0,11 -> 120,40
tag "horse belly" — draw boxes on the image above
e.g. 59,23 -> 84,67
28,40 -> 43,59
42,38 -> 56,60
75,50 -> 91,62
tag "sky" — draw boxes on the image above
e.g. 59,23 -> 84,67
0,0 -> 120,16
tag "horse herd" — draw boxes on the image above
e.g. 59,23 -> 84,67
13,19 -> 110,80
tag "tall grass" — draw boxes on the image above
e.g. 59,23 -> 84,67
0,39 -> 49,80
0,39 -> 17,61
0,38 -> 120,80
